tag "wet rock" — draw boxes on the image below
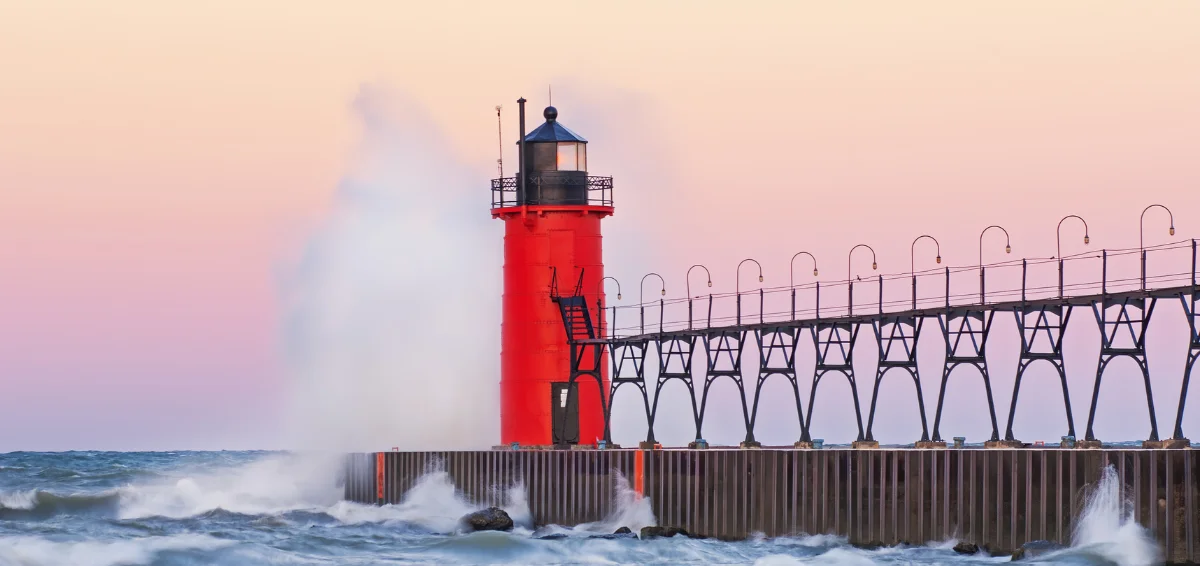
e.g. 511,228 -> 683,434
589,532 -> 638,540
1012,540 -> 1065,561
639,526 -> 665,539
952,542 -> 979,555
639,525 -> 692,539
459,507 -> 514,532
589,526 -> 637,539
536,533 -> 569,540
664,527 -> 691,538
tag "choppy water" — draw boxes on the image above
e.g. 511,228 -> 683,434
0,451 -> 1160,565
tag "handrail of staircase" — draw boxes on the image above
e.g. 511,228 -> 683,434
572,268 -> 586,297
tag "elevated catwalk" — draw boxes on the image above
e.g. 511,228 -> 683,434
345,448 -> 1200,563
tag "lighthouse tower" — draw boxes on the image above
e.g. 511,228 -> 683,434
491,100 -> 613,446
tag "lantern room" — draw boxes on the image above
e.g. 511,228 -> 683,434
518,106 -> 591,206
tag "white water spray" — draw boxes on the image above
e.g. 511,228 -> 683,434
1069,464 -> 1160,565
575,470 -> 656,534
115,452 -> 343,520
279,85 -> 500,452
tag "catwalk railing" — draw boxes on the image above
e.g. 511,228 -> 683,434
554,239 -> 1200,448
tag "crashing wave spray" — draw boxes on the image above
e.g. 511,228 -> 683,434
1070,464 -> 1160,565
328,459 -> 531,533
575,470 -> 656,533
279,85 -> 500,452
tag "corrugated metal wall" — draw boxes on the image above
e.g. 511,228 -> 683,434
344,449 -> 1197,561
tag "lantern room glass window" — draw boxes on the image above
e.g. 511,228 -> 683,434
556,142 -> 586,171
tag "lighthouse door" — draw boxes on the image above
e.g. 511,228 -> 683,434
550,382 -> 579,445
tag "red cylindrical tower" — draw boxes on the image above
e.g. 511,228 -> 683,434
491,101 -> 612,446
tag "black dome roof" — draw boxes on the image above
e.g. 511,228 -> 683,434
520,106 -> 588,143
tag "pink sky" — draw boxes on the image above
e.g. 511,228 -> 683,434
1,2 -> 1198,450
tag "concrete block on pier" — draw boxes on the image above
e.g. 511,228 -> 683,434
984,439 -> 1024,449
1143,438 -> 1190,449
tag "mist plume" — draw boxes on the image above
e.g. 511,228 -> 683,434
279,85 -> 500,452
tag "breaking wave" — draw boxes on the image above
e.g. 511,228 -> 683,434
1,453 -> 341,522
0,453 -> 1169,565
0,489 -> 121,519
0,534 -> 234,566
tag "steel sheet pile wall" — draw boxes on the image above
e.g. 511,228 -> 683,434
344,451 -> 639,526
345,449 -> 1198,562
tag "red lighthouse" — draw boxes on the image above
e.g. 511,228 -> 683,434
491,100 -> 613,446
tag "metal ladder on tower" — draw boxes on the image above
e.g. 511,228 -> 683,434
549,267 -> 595,342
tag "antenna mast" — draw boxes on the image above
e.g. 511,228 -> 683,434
495,105 -> 503,177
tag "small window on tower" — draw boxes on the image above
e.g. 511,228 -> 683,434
556,142 -> 579,171
577,144 -> 586,171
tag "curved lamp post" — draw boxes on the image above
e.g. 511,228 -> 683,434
736,258 -> 763,325
910,235 -> 942,310
639,273 -> 665,334
686,265 -> 712,330
847,244 -> 877,316
1056,215 -> 1089,298
1140,204 -> 1176,290
597,276 -> 621,337
978,225 -> 1011,304
598,276 -> 622,301
686,265 -> 712,298
789,251 -> 818,320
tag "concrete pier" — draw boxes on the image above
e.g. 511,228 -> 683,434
344,448 -> 1199,563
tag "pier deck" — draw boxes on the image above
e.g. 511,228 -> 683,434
344,448 -> 1199,563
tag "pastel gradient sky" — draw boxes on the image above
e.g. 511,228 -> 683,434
1,2 -> 1198,450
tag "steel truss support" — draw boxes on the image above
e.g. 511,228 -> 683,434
804,322 -> 866,442
1086,297 -> 1160,441
606,339 -> 651,445
647,334 -> 701,444
931,308 -> 1001,442
1005,304 -> 1076,442
747,326 -> 806,444
697,330 -> 755,444
865,316 -> 930,442
1175,287 -> 1200,440
563,338 -> 609,445
1173,242 -> 1199,440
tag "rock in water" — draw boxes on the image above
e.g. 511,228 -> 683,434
589,532 -> 638,540
1012,540 -> 1065,561
536,533 -> 569,540
590,526 -> 637,540
639,526 -> 666,539
639,526 -> 691,539
952,542 -> 979,555
460,507 -> 514,532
